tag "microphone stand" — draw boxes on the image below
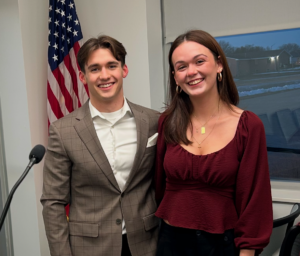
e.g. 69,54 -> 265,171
0,158 -> 37,231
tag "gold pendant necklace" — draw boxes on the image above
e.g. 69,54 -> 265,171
192,104 -> 221,148
195,121 -> 210,135
194,102 -> 219,135
195,126 -> 206,134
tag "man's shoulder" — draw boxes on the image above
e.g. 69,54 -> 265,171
51,102 -> 88,129
127,100 -> 160,117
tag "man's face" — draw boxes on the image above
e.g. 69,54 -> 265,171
79,48 -> 128,110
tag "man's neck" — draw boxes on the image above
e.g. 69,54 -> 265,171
90,97 -> 125,113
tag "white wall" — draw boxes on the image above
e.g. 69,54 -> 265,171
17,1 -> 50,255
163,0 -> 300,42
0,0 -> 41,255
75,0 -> 165,111
145,0 -> 166,112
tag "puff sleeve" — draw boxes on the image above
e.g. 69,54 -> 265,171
234,111 -> 273,254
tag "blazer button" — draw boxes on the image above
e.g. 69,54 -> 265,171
116,219 -> 122,225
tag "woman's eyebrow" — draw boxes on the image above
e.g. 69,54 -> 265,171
174,54 -> 208,67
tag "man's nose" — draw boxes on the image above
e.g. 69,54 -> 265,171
100,68 -> 110,80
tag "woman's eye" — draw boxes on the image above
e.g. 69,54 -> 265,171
177,65 -> 186,70
196,60 -> 204,64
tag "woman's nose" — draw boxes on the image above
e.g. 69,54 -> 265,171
187,65 -> 197,76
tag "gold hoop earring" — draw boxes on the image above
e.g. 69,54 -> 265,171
218,72 -> 222,82
176,85 -> 182,94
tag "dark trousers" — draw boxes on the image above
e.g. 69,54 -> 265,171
156,221 -> 239,256
122,234 -> 132,256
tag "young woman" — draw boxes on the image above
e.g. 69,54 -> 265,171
155,30 -> 273,256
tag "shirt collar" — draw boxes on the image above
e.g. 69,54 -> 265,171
89,97 -> 133,121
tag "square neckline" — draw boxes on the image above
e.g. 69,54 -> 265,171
178,110 -> 246,157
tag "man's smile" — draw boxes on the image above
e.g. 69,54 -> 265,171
97,82 -> 115,89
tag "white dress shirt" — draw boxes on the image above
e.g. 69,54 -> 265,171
89,99 -> 137,234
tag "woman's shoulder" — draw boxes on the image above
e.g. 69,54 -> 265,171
227,105 -> 262,124
228,107 -> 265,138
158,112 -> 168,126
240,109 -> 264,128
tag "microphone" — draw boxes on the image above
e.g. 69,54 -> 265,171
0,144 -> 46,230
28,144 -> 46,166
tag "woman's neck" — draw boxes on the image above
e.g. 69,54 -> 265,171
190,90 -> 221,120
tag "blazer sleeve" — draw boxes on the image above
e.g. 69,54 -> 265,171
234,112 -> 273,254
154,114 -> 167,206
40,123 -> 72,256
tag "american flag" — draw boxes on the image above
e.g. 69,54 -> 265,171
47,0 -> 89,126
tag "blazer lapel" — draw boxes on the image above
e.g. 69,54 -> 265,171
124,100 -> 149,191
73,101 -> 120,192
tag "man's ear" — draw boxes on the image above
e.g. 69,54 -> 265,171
122,64 -> 129,78
79,70 -> 87,84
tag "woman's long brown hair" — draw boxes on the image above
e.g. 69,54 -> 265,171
163,30 -> 239,145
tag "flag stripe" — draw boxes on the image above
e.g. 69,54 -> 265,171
52,67 -> 74,113
64,52 -> 81,108
73,41 -> 89,96
69,45 -> 88,105
59,55 -> 78,109
47,64 -> 69,117
47,99 -> 58,124
47,82 -> 64,120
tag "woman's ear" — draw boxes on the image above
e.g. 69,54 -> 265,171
173,71 -> 179,85
217,56 -> 223,71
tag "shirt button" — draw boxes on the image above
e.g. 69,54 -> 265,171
196,230 -> 201,236
116,219 -> 122,225
224,236 -> 228,242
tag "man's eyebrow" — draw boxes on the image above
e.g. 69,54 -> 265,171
107,61 -> 120,66
174,54 -> 207,67
87,61 -> 119,69
87,63 -> 99,69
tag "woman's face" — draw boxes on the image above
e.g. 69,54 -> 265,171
172,41 -> 222,98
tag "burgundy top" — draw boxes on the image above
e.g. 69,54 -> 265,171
155,111 -> 273,252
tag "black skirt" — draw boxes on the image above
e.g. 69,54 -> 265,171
156,221 -> 239,256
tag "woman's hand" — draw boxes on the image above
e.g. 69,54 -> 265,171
240,249 -> 255,256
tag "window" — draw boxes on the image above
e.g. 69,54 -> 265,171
216,28 -> 300,182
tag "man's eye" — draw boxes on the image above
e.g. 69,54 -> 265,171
109,65 -> 117,69
91,68 -> 99,72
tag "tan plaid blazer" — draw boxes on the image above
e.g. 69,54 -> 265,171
41,100 -> 160,256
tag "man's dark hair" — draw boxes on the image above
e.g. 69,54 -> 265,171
77,35 -> 127,73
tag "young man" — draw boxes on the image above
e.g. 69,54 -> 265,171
41,35 -> 159,256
